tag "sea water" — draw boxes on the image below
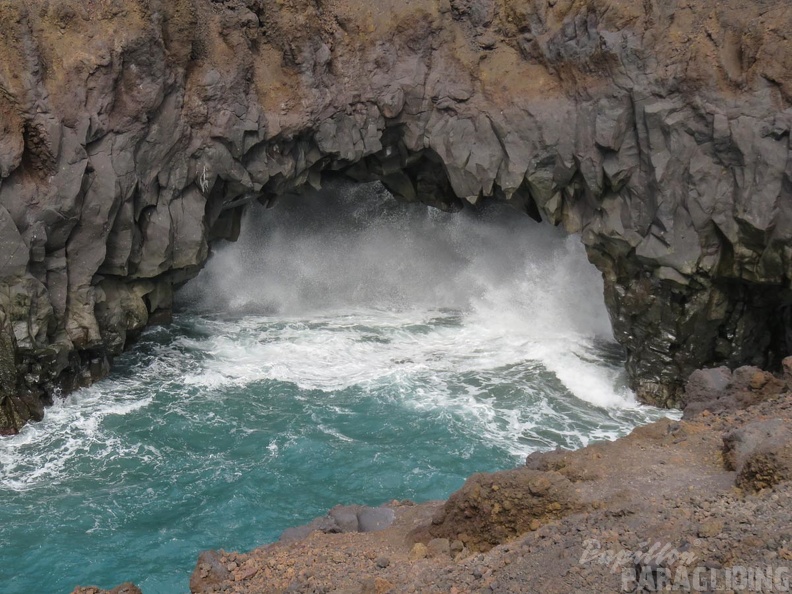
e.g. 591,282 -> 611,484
0,184 -> 674,593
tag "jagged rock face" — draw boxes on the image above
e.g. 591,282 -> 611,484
0,0 -> 791,432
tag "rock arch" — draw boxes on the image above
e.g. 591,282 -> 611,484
0,0 -> 791,432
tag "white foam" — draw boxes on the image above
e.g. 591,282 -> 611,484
0,358 -> 170,490
177,188 -> 630,410
1,185 -> 676,491
316,424 -> 356,442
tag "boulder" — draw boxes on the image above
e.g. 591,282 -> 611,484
723,420 -> 792,491
682,366 -> 785,418
429,468 -> 582,551
279,505 -> 396,542
190,550 -> 231,594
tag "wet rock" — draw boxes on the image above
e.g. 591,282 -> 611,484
0,309 -> 20,435
0,206 -> 28,278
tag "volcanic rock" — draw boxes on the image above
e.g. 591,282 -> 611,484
0,1 -> 791,429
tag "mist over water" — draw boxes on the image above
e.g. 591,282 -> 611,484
0,182 -> 675,594
181,182 -> 621,408
183,182 -> 612,334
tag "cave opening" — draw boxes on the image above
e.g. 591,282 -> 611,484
0,176 -> 678,594
175,174 -> 655,416
183,178 -> 570,320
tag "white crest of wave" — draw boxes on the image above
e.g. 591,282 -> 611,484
0,366 -> 165,490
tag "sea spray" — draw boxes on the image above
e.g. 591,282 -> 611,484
181,181 -> 623,407
181,182 -> 612,331
0,182 -> 676,594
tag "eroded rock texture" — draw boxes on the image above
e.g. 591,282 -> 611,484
0,0 -> 791,432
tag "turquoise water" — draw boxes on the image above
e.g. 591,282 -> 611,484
0,188 -> 674,593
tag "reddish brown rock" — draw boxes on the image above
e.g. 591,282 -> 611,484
190,550 -> 231,593
428,468 -> 582,551
723,419 -> 792,491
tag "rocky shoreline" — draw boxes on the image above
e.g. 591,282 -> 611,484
73,362 -> 792,593
1,0 -> 790,590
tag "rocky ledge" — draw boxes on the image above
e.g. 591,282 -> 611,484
74,363 -> 792,593
1,0 -> 792,432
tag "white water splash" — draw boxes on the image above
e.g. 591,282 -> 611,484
180,181 -> 628,409
0,182 -> 674,490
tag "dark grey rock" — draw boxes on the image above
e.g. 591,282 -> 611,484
1,0 -> 792,431
0,206 -> 28,279
357,507 -> 396,533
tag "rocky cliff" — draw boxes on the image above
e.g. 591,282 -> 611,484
1,0 -> 791,432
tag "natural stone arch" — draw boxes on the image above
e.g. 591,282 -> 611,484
1,0 -> 791,432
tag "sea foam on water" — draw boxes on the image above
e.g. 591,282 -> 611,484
0,182 -> 675,594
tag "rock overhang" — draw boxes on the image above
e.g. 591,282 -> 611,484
0,0 -> 791,432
